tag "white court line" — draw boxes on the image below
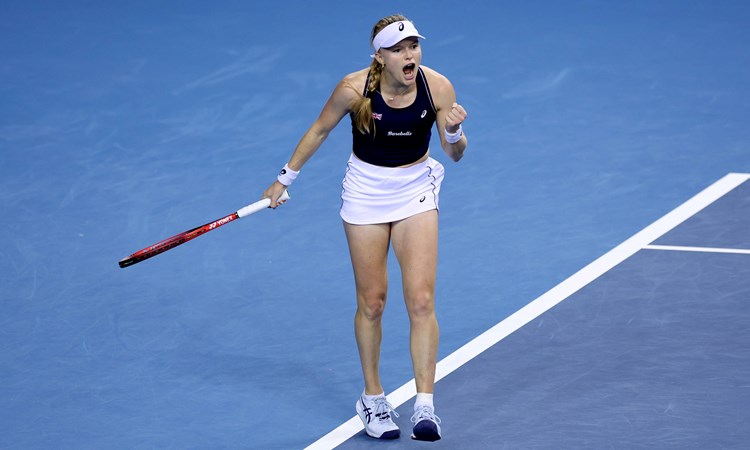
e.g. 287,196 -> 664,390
305,172 -> 750,450
644,244 -> 750,255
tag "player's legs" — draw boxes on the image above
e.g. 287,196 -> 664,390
344,221 -> 391,395
390,210 -> 439,394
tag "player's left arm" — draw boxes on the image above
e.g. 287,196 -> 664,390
424,66 -> 468,162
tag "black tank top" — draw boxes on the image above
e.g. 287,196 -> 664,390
351,67 -> 437,167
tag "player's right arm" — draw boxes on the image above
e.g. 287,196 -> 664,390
264,69 -> 367,206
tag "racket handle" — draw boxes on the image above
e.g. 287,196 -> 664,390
237,190 -> 290,218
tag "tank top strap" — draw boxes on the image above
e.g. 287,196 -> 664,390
363,71 -> 371,96
417,68 -> 436,115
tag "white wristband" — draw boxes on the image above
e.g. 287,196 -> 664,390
277,164 -> 299,186
445,125 -> 463,144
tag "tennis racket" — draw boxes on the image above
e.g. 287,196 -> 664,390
118,190 -> 290,268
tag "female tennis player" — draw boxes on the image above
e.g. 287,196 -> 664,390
263,14 -> 467,442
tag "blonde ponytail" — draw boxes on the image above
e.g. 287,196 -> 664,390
352,60 -> 384,135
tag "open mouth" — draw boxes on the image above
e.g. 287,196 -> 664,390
403,63 -> 416,77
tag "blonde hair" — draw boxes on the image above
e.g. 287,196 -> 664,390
352,14 -> 410,135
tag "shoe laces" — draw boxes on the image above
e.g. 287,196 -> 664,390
410,405 -> 441,425
371,396 -> 399,422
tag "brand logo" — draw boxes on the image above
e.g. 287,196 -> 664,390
387,131 -> 412,136
398,22 -> 405,31
209,216 -> 234,230
361,399 -> 373,423
419,196 -> 426,203
421,110 -> 427,118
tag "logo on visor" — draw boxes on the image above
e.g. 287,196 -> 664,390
399,22 -> 404,31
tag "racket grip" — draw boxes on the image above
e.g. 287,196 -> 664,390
237,190 -> 290,218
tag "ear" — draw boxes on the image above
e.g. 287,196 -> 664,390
375,52 -> 385,66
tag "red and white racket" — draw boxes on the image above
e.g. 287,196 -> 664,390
118,190 -> 290,268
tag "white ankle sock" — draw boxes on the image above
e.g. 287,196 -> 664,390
364,391 -> 385,401
414,392 -> 434,409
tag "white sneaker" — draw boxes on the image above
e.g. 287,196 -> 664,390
355,393 -> 400,439
410,405 -> 442,441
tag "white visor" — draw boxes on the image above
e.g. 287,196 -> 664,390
371,21 -> 425,56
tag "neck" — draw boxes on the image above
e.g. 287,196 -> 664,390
380,74 -> 415,101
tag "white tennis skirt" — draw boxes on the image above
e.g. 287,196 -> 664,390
340,153 -> 445,225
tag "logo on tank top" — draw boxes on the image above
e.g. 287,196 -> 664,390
387,131 -> 412,137
421,110 -> 427,118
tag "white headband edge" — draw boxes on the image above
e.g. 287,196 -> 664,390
371,21 -> 425,56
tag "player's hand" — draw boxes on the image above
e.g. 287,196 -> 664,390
263,181 -> 289,208
445,102 -> 467,133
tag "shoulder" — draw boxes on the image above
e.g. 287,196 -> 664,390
338,68 -> 370,97
344,68 -> 370,83
421,66 -> 452,89
325,68 -> 370,111
420,65 -> 456,106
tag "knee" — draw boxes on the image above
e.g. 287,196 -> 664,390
357,289 -> 387,321
407,290 -> 435,320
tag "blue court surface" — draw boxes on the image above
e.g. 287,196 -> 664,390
2,1 -> 749,449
